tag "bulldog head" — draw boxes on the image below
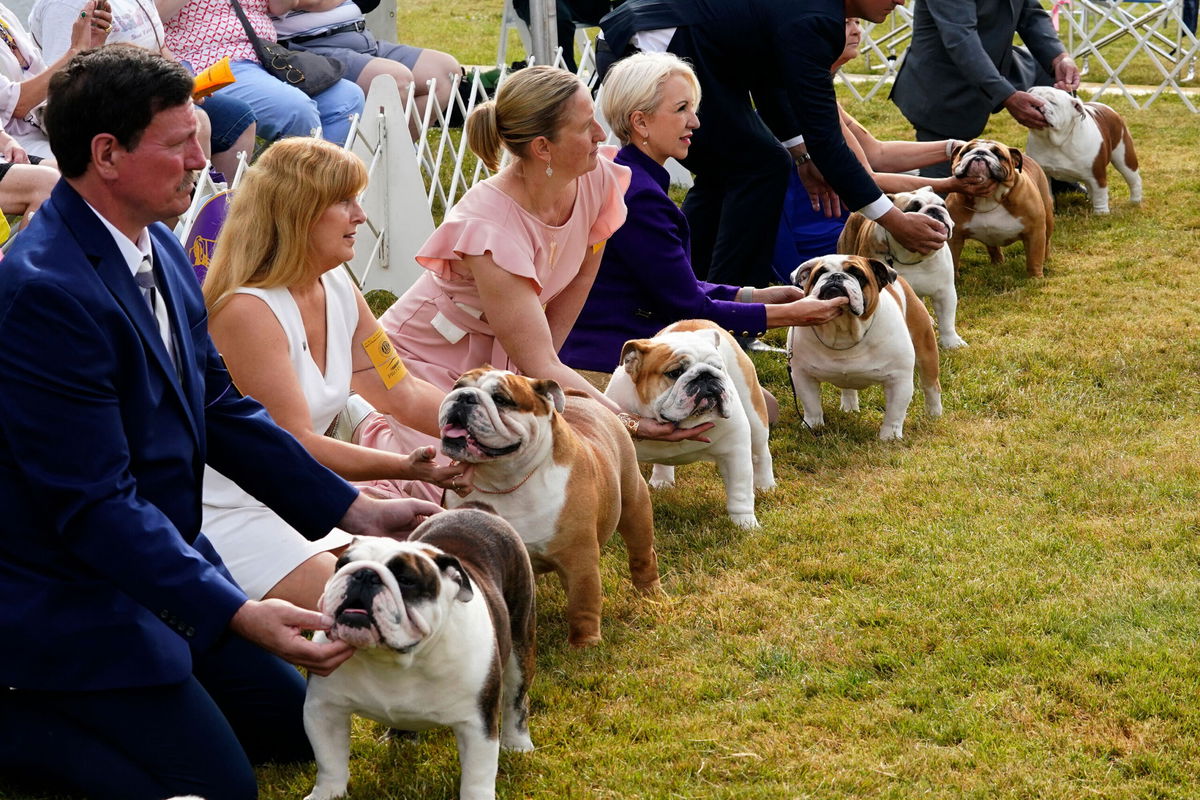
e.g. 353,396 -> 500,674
790,254 -> 896,318
440,368 -> 565,464
1028,86 -> 1086,139
618,325 -> 733,426
950,139 -> 1026,189
888,186 -> 952,240
320,536 -> 473,653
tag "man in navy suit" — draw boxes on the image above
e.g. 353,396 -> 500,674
600,0 -> 948,288
0,46 -> 441,800
891,0 -> 1081,178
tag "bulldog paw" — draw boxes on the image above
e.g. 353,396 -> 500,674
569,633 -> 603,648
502,731 -> 535,752
802,417 -> 825,432
634,577 -> 665,596
940,334 -> 968,349
730,513 -> 760,529
648,464 -> 676,489
754,476 -> 777,492
878,427 -> 904,441
304,785 -> 348,800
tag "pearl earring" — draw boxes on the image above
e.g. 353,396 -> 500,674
545,160 -> 553,177
642,139 -> 649,147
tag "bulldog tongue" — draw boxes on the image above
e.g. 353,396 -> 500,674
441,425 -> 470,439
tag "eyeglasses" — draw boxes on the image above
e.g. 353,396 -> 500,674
268,53 -> 306,85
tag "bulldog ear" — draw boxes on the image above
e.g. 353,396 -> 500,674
949,141 -> 967,163
1071,96 -> 1086,117
619,340 -> 652,378
531,378 -> 566,413
790,257 -> 821,290
867,258 -> 897,288
1010,147 -> 1025,173
434,554 -> 474,603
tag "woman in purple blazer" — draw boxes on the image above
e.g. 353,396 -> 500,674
560,52 -> 847,375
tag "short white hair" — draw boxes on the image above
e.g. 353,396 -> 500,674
600,51 -> 701,146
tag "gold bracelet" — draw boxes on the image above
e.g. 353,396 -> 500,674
616,412 -> 641,439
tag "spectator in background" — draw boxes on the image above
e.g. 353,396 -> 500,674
29,0 -> 257,179
157,0 -> 364,145
271,0 -> 461,134
890,0 -> 1081,179
0,126 -> 57,229
0,0 -> 111,160
559,51 -> 847,377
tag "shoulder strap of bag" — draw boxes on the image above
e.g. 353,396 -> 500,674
228,0 -> 272,65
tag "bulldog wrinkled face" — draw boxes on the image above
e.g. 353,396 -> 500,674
952,139 -> 1019,184
890,187 -> 952,238
1028,86 -> 1084,131
439,368 -> 566,463
321,538 -> 473,653
791,255 -> 895,318
620,331 -> 732,424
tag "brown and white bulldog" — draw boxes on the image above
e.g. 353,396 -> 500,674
839,186 -> 966,349
605,319 -> 774,529
946,139 -> 1054,278
1025,86 -> 1142,215
304,506 -> 536,800
439,368 -> 658,647
787,255 -> 941,441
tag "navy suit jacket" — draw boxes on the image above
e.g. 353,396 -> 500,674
601,0 -> 881,210
891,0 -> 1065,139
560,145 -> 766,372
0,180 -> 358,692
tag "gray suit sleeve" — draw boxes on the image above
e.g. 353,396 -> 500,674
1016,0 -> 1068,73
924,0 -> 1016,109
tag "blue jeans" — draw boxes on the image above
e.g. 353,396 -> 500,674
226,59 -> 364,145
199,91 -> 257,153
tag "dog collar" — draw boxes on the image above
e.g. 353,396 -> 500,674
470,466 -> 540,495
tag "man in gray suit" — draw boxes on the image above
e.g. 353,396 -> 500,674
891,0 -> 1081,178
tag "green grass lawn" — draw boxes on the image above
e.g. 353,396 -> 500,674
7,4 -> 1200,800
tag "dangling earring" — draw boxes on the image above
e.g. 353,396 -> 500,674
642,139 -> 649,147
545,162 -> 554,177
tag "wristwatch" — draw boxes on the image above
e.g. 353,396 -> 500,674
794,151 -> 812,165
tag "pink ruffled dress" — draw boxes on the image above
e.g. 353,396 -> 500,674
357,148 -> 630,457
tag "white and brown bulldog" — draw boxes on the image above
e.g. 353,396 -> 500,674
605,319 -> 774,529
303,506 -> 536,800
439,368 -> 659,648
1025,86 -> 1142,215
838,186 -> 966,349
786,255 -> 941,441
946,139 -> 1054,278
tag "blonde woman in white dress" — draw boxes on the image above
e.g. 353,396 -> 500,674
201,137 -> 461,610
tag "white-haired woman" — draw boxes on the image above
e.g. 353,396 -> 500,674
559,51 -> 848,375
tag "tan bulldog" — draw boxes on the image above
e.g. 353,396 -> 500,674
787,255 -> 942,441
606,320 -> 774,529
439,368 -> 658,647
946,139 -> 1054,278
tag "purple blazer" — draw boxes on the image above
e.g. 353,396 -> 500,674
560,145 -> 767,373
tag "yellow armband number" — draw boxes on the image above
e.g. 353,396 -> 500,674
361,328 -> 408,390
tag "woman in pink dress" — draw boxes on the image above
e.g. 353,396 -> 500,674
365,65 -> 707,452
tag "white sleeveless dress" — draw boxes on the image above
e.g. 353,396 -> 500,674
201,269 -> 357,599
